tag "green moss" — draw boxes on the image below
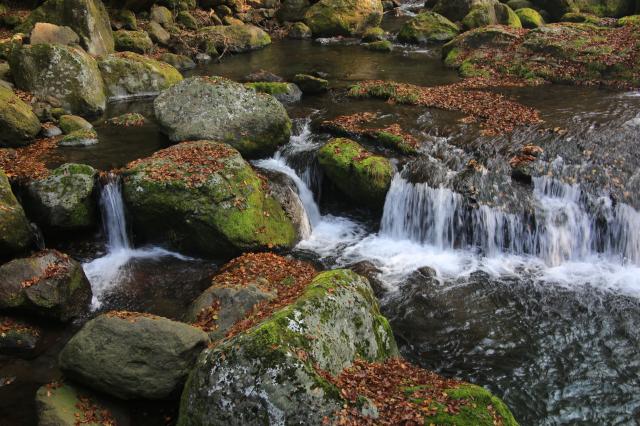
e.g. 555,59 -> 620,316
304,0 -> 383,37
365,40 -> 393,52
348,81 -> 420,104
0,84 -> 41,147
561,12 -> 607,25
372,131 -> 418,155
618,14 -> 640,25
58,129 -> 98,147
0,169 -> 33,257
113,30 -> 153,54
460,60 -> 490,78
397,11 -> 459,44
59,115 -> 92,134
362,26 -> 385,42
198,24 -> 271,53
244,82 -> 291,95
516,7 -> 544,28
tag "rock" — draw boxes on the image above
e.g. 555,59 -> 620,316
154,77 -> 291,158
0,169 -> 33,258
462,2 -> 522,29
178,269 -> 398,425
197,24 -> 271,53
42,125 -> 63,138
148,20 -> 171,46
442,25 -> 521,59
151,4 -> 174,27
106,112 -> 146,126
18,0 -> 114,56
362,26 -> 385,41
508,0 -> 534,8
113,29 -> 153,53
0,85 -> 41,148
58,129 -> 98,146
0,316 -> 41,356
304,0 -> 383,36
292,73 -> 329,93
9,44 -> 106,116
245,81 -> 303,103
365,39 -> 393,51
517,7 -> 545,27
122,140 -> 297,257
58,115 -> 93,134
29,22 -> 80,46
432,0 -> 497,21
318,138 -> 393,208
397,11 -> 460,44
347,261 -> 387,297
244,69 -> 283,82
560,11 -> 607,24
0,250 -> 92,321
159,52 -> 196,70
618,14 -> 640,25
278,0 -> 311,22
288,21 -> 312,38
24,163 -> 97,231
112,9 -> 137,30
177,10 -> 198,29
215,5 -> 233,17
98,52 -> 183,100
58,312 -> 209,399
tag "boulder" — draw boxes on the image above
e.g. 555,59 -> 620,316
111,9 -> 137,30
507,0 -> 534,8
0,316 -> 41,356
197,24 -> 271,53
292,73 -> 329,93
362,26 -> 385,41
533,0 -> 635,18
304,0 -> 383,36
154,77 -> 291,158
432,0 -> 497,21
177,269 -> 398,425
159,52 -> 196,71
29,22 -> 80,46
177,11 -> 198,29
58,129 -> 98,146
58,115 -> 92,134
462,2 -> 522,29
148,21 -> 171,46
0,170 -> 33,258
288,21 -> 312,38
24,163 -> 97,231
0,250 -> 92,321
278,0 -> 312,22
9,44 -> 106,116
18,0 -> 114,56
150,4 -> 173,27
98,52 -> 183,100
318,138 -> 393,208
0,85 -> 41,148
122,141 -> 297,257
397,11 -> 460,43
113,29 -> 153,53
365,39 -> 393,51
59,312 -> 209,399
517,7 -> 545,27
244,81 -> 303,103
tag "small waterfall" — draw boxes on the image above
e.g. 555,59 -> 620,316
99,173 -> 130,251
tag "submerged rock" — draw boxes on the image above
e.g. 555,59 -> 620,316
304,0 -> 383,36
24,163 -> 97,231
292,73 -> 329,93
197,24 -> 271,53
0,170 -> 33,258
98,52 -> 183,100
58,129 -> 99,146
154,77 -> 292,158
397,11 -> 460,44
59,312 -> 209,399
0,250 -> 92,321
0,85 -> 41,148
122,141 -> 297,257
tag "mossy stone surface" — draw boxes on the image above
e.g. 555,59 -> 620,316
244,81 -> 303,103
293,73 -> 329,93
366,39 -> 393,51
516,7 -> 545,28
0,169 -> 33,258
304,0 -> 383,36
198,24 -> 271,53
462,3 -> 522,30
397,11 -> 460,44
59,115 -> 92,134
113,29 -> 153,53
58,129 -> 98,147
0,85 -> 41,148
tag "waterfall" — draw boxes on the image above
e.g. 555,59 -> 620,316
99,173 -> 130,251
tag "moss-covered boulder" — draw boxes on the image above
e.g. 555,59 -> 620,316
59,312 -> 209,399
177,10 -> 198,29
365,39 -> 393,51
288,21 -> 313,38
159,52 -> 196,71
24,163 -> 97,231
432,0 -> 498,21
318,138 -> 393,208
304,0 -> 383,36
278,0 -> 312,22
362,26 -> 385,41
154,77 -> 291,158
58,129 -> 98,146
462,2 -> 522,29
0,170 -> 33,258
516,7 -> 545,27
113,29 -> 153,53
397,11 -> 460,43
122,141 -> 297,257
244,81 -> 303,103
18,0 -> 114,56
98,52 -> 182,100
197,24 -> 271,53
29,22 -> 80,46
9,44 -> 106,116
148,21 -> 171,46
150,4 -> 173,27
58,115 -> 93,134
177,269 -> 398,425
0,316 -> 41,356
0,85 -> 41,148
0,250 -> 92,321
292,73 -> 329,93
618,14 -> 640,24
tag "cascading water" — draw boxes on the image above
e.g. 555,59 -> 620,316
99,174 -> 130,251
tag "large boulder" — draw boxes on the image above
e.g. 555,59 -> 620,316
59,312 -> 209,399
277,0 -> 312,22
397,11 -> 460,44
318,138 -> 393,209
9,44 -> 106,116
98,52 -> 183,100
0,85 -> 41,148
18,0 -> 114,56
23,163 -> 97,231
462,2 -> 522,29
197,24 -> 271,53
122,141 -> 297,257
0,170 -> 33,258
177,269 -> 399,426
517,7 -> 545,28
304,0 -> 383,36
432,0 -> 497,22
0,250 -> 92,321
29,22 -> 80,46
113,29 -> 153,53
154,77 -> 292,158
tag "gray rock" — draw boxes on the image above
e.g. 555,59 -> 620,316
0,170 -> 33,258
0,85 -> 41,147
148,21 -> 171,46
0,316 -> 41,356
197,24 -> 271,53
29,22 -> 80,46
159,52 -> 196,71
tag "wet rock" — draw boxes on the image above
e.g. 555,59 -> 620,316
516,7 -> 545,28
29,22 -> 80,46
177,10 -> 199,29
150,4 -> 174,27
159,52 -> 196,71
244,69 -> 283,82
292,73 -> 329,93
148,21 -> 171,46
365,39 -> 393,51
111,9 -> 137,30
533,0 -> 635,19
113,29 -> 154,53
59,312 -> 209,399
288,21 -> 312,38
0,170 -> 33,258
462,2 -> 522,30
24,163 -> 97,231
106,112 -> 146,126
58,115 -> 92,134
58,129 -> 99,147
154,76 -> 291,158
347,261 -> 387,297
432,0 -> 497,22
318,138 -> 393,209
0,249 -> 92,321
197,24 -> 271,53
18,0 -> 114,56
397,11 -> 460,43
98,52 -> 183,100
122,141 -> 297,257
177,269 -> 398,426
304,0 -> 383,36
362,26 -> 385,41
277,0 -> 311,22
0,85 -> 41,148
245,81 -> 303,103
0,316 -> 41,356
9,44 -> 106,116
42,125 -> 63,138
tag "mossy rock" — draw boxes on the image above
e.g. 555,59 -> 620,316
462,3 -> 522,29
177,11 -> 198,30
432,0 -> 499,22
178,269 -> 398,425
58,129 -> 98,147
365,39 -> 393,51
159,52 -> 196,71
362,26 -> 385,41
113,29 -> 153,53
122,140 -> 297,257
318,138 -> 393,208
0,170 -> 33,259
0,85 -> 41,148
98,51 -> 183,100
560,11 -> 608,24
618,14 -> 640,24
59,115 -> 93,134
304,0 -> 384,36
198,24 -> 271,53
516,7 -> 545,27
9,43 -> 106,116
113,9 -> 137,30
244,81 -> 303,103
278,0 -> 312,22
442,25 -> 522,59
397,11 -> 460,44
288,21 -> 313,39
24,163 -> 97,231
574,0 -> 636,17
150,4 -> 173,27
507,0 -> 534,9
293,73 -> 329,93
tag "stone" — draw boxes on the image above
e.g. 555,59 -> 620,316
462,2 -> 522,29
58,129 -> 99,146
277,0 -> 311,22
0,249 -> 92,321
361,26 -> 385,41
304,0 -> 383,36
0,85 -> 41,148
148,20 -> 171,45
177,10 -> 198,29
197,24 -> 271,53
244,81 -> 303,103
113,29 -> 153,53
111,9 -> 137,30
517,7 -> 545,28
365,39 -> 392,51
0,169 -> 33,258
151,5 -> 174,27
154,77 -> 291,158
159,52 -> 196,71
0,316 -> 41,356
397,11 -> 460,43
288,21 -> 312,38
292,73 -> 329,93
58,312 -> 209,399
432,0 -> 497,21
58,115 -> 92,134
29,22 -> 80,46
